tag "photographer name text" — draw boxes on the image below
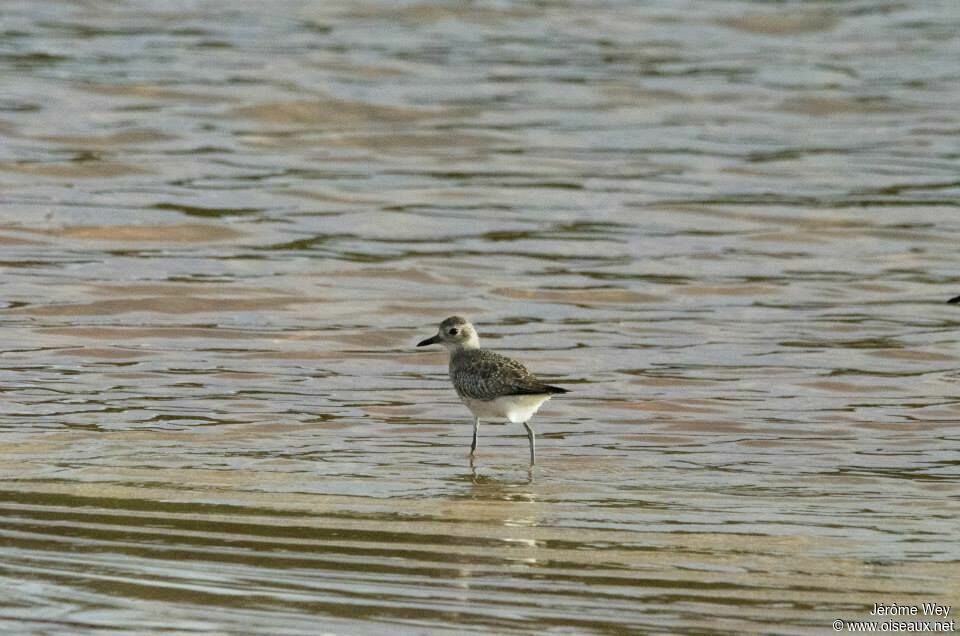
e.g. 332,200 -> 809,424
872,603 -> 951,618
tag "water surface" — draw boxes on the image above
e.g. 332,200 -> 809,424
1,1 -> 959,633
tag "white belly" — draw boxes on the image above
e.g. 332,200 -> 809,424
462,394 -> 552,424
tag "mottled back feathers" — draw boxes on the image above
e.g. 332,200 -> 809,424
450,348 -> 568,401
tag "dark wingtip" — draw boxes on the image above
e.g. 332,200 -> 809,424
545,385 -> 569,394
948,295 -> 960,304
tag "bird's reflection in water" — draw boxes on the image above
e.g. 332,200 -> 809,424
465,456 -> 536,501
447,457 -> 545,598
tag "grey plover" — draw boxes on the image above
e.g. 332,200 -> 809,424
417,316 -> 568,464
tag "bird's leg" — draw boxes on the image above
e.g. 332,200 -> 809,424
470,417 -> 480,456
522,422 -> 535,465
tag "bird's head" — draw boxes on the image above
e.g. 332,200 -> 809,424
417,315 -> 480,351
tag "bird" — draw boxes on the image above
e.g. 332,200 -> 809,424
417,316 -> 568,464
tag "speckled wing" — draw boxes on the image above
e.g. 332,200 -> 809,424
450,349 -> 567,400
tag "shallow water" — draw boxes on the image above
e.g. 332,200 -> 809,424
2,1 -> 959,633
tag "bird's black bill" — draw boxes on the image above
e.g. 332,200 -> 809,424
417,334 -> 441,347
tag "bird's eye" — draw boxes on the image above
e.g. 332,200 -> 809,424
448,328 -> 459,336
